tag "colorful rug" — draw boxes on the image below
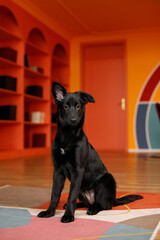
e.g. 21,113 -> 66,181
0,185 -> 160,240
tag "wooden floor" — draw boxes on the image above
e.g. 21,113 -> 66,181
0,151 -> 160,240
0,151 -> 160,193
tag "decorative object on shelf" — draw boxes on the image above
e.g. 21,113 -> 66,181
31,111 -> 45,123
32,133 -> 46,147
29,66 -> 43,74
26,85 -> 43,97
24,54 -> 29,67
0,105 -> 16,120
0,75 -> 17,91
0,47 -> 17,62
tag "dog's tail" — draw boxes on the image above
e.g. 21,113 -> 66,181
113,194 -> 143,206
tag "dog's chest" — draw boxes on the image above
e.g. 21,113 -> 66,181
61,161 -> 73,180
56,151 -> 74,178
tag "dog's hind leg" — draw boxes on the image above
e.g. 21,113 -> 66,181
86,173 -> 116,215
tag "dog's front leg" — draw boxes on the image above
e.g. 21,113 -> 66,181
38,168 -> 66,218
61,169 -> 84,223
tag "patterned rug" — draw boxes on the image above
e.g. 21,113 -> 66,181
0,185 -> 160,240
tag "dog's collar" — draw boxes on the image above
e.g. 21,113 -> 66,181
60,148 -> 65,155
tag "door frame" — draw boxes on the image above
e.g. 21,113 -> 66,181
80,40 -> 128,152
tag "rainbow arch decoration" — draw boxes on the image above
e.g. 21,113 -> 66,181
135,63 -> 160,150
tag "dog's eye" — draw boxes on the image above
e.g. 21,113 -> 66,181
64,105 -> 69,110
76,105 -> 81,110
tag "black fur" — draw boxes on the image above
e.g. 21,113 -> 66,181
38,82 -> 143,223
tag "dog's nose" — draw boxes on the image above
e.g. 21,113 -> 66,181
71,118 -> 76,123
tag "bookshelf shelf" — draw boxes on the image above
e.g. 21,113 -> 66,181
0,120 -> 21,124
0,57 -> 22,68
25,94 -> 48,103
24,28 -> 50,151
51,43 -> 69,90
24,67 -> 48,79
0,88 -> 21,96
0,2 -> 69,160
0,5 -> 24,153
24,122 -> 49,126
26,41 -> 48,56
0,26 -> 22,41
52,55 -> 68,67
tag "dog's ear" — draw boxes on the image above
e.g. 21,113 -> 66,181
77,91 -> 95,104
52,82 -> 67,103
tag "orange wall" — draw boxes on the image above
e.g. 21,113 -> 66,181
70,29 -> 160,150
3,0 -> 160,152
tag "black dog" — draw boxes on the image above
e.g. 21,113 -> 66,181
38,82 -> 142,223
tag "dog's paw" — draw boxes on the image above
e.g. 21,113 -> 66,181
87,208 -> 100,215
37,210 -> 55,218
61,214 -> 74,223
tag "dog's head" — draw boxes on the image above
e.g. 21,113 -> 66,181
52,82 -> 95,127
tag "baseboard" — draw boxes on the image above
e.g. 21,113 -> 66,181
128,149 -> 160,153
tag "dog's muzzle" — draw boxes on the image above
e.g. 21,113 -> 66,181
70,118 -> 76,124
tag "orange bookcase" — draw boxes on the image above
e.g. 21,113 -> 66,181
0,1 -> 70,160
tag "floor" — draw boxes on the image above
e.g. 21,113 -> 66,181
0,151 -> 160,239
0,151 -> 160,193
